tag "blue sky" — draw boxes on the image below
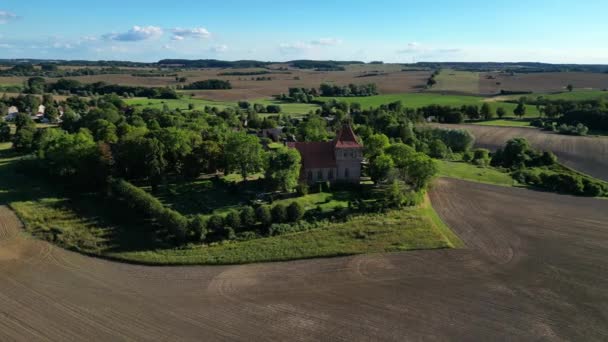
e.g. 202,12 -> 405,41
1,0 -> 607,63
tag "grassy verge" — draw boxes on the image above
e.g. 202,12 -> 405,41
471,119 -> 533,128
437,160 -> 518,187
109,202 -> 457,265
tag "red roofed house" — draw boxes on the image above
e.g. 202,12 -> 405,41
287,124 -> 364,184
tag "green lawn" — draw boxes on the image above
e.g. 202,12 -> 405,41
471,119 -> 533,128
125,97 -> 319,116
437,160 -> 518,187
318,93 -> 541,118
107,199 -> 461,265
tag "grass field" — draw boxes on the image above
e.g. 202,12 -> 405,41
125,97 -> 318,116
433,69 -> 480,94
319,93 -> 541,118
471,119 -> 533,128
437,160 -> 518,187
108,198 -> 460,265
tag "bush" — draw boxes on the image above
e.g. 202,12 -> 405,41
429,139 -> 449,159
188,215 -> 207,242
296,183 -> 309,196
109,179 -> 189,241
207,215 -> 224,232
287,202 -> 305,222
255,205 -> 272,227
472,148 -> 491,166
225,211 -> 241,230
271,203 -> 288,223
239,206 -> 256,228
462,151 -> 473,162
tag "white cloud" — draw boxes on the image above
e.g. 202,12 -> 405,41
0,11 -> 17,24
171,27 -> 211,40
0,43 -> 12,48
104,26 -> 163,42
310,37 -> 342,46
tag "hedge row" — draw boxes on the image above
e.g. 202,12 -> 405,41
513,170 -> 607,197
109,178 -> 188,241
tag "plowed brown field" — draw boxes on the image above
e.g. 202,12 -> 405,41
1,178 -> 607,341
434,124 -> 608,181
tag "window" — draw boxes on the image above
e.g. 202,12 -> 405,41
307,171 -> 313,182
328,170 -> 334,180
317,170 -> 324,180
344,168 -> 350,178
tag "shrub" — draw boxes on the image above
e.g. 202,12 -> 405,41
188,215 -> 207,242
255,205 -> 272,227
207,215 -> 224,232
225,211 -> 241,230
472,148 -> 491,166
239,206 -> 256,228
462,151 -> 473,162
109,178 -> 189,242
271,203 -> 288,223
287,202 -> 305,222
583,180 -> 604,197
429,139 -> 449,159
296,183 -> 309,196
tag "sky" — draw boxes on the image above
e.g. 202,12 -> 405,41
1,0 -> 607,64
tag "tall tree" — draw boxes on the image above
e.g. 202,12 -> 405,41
265,146 -> 302,192
224,131 -> 264,181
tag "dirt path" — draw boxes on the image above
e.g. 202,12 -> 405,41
433,124 -> 608,181
1,179 -> 607,340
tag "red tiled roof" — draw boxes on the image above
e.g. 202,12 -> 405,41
334,124 -> 361,148
287,141 -> 336,168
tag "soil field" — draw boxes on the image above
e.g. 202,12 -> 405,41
0,64 -> 431,101
1,178 -> 607,340
434,123 -> 608,182
480,71 -> 608,94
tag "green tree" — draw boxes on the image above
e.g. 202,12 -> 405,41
90,119 -> 118,143
265,146 -> 302,192
370,154 -> 394,184
364,133 -> 390,160
514,102 -> 526,119
385,143 -> 416,168
298,114 -> 327,141
429,139 -> 449,159
496,107 -> 506,119
567,84 -> 574,92
27,77 -> 46,94
480,103 -> 494,120
224,131 -> 264,181
403,153 -> 438,190
207,215 -> 224,232
45,105 -> 60,123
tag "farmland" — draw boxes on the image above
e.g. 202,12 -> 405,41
1,178 -> 608,340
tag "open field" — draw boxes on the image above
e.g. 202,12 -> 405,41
480,71 -> 608,94
125,97 -> 318,116
437,160 -> 518,187
0,64 -> 431,101
433,69 -> 480,94
471,119 -> 533,127
434,123 -> 608,181
1,178 -> 607,340
320,93 -> 541,117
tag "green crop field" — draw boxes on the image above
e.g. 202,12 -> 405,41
125,97 -> 318,116
319,93 -> 541,118
472,119 -> 533,128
